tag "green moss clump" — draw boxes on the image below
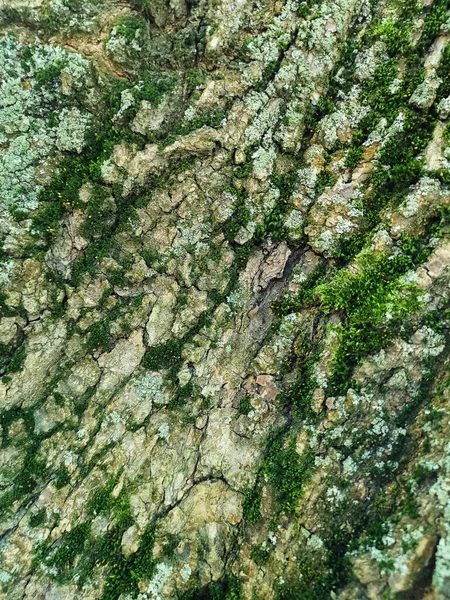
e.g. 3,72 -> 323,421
121,72 -> 178,121
85,321 -> 113,354
0,406 -> 34,448
80,187 -> 116,239
141,248 -> 162,267
251,543 -> 271,566
104,15 -> 151,69
5,344 -> 26,374
29,507 -> 47,528
114,16 -> 148,43
51,522 -> 91,572
262,431 -> 315,512
317,250 -> 423,395
100,525 -> 156,600
242,487 -> 261,524
271,263 -> 328,317
34,58 -> 68,88
314,171 -> 337,196
253,169 -> 299,242
222,188 -> 251,243
7,441 -> 53,510
168,380 -> 198,410
142,340 -> 183,371
186,68 -> 208,91
275,553 -> 340,600
179,575 -> 243,600
34,475 -> 158,600
55,466 -> 71,489
344,145 -> 364,170
415,0 -> 450,56
237,394 -> 252,416
281,354 -> 319,420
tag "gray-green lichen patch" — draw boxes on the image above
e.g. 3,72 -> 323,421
40,0 -> 106,33
56,107 -> 91,152
0,0 -> 108,35
0,33 -> 93,211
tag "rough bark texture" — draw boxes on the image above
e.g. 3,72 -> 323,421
1,0 -> 450,598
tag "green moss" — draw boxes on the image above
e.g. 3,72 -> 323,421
254,59 -> 279,92
186,68 -> 208,91
100,524 -> 156,600
232,147 -> 255,180
113,16 -> 148,43
394,353 -> 443,428
314,171 -> 337,197
54,154 -> 194,286
5,343 -> 26,374
436,41 -> 450,99
71,239 -> 115,285
222,188 -> 250,243
0,406 -> 34,448
3,3 -> 447,595
398,234 -> 432,267
252,170 -> 300,243
29,507 -> 47,528
307,0 -> 442,265
30,75 -> 142,247
262,430 -> 315,512
344,145 -> 364,170
176,291 -> 189,311
415,0 -> 450,56
37,0 -> 102,33
276,486 -> 406,599
106,266 -> 129,288
141,248 -> 161,267
318,252 -> 411,313
51,522 -> 91,572
179,575 -> 243,600
125,72 -> 178,121
85,321 -> 113,354
370,20 -> 411,57
402,490 -> 419,520
34,477 -> 153,598
10,442 -> 51,506
88,476 -> 121,516
242,487 -> 261,524
55,466 -> 71,489
80,186 -> 116,239
237,394 -> 252,416
9,206 -> 29,221
142,339 -> 183,371
271,263 -> 328,316
251,543 -> 271,566
317,250 -> 423,395
281,354 -> 319,420
207,287 -> 224,305
168,379 -> 199,410
53,392 -> 66,406
423,308 -> 450,336
35,58 -> 68,87
275,558 -> 337,600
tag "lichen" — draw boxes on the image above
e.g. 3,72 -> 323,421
0,33 -> 91,210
